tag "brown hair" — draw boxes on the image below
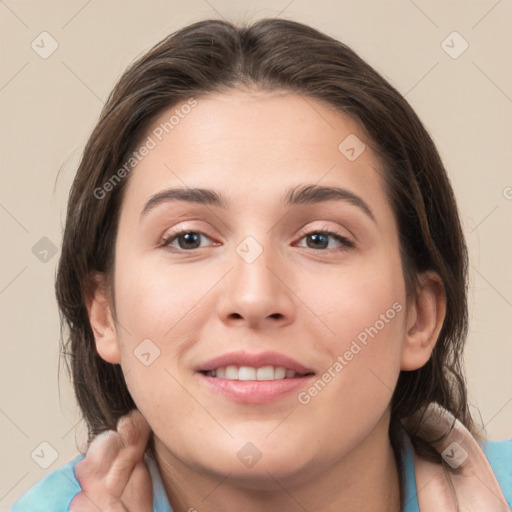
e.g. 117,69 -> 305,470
56,17 -> 479,490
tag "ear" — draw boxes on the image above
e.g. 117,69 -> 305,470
84,271 -> 121,364
400,271 -> 446,371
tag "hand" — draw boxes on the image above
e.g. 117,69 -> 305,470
70,409 -> 152,512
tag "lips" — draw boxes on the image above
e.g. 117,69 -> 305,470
196,350 -> 315,377
195,350 -> 316,404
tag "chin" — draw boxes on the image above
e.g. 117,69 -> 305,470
201,450 -> 314,489
209,436 -> 315,480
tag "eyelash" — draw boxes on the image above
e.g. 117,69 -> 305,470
160,228 -> 355,252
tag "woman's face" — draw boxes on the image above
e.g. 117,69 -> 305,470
103,90 -> 411,483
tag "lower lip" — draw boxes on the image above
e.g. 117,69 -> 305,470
198,373 -> 315,404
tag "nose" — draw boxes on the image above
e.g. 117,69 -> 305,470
216,239 -> 296,330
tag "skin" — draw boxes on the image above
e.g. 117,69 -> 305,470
86,89 -> 446,512
71,410 -> 152,512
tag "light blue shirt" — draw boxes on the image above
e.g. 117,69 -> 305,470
11,436 -> 512,511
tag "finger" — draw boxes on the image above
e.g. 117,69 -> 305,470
73,410 -> 151,503
117,410 -> 151,450
83,430 -> 124,468
104,412 -> 151,497
79,409 -> 147,470
75,430 -> 125,486
121,460 -> 153,512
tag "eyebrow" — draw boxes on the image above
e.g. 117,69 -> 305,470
140,184 -> 375,222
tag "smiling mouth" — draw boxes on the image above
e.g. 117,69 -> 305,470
200,365 -> 314,381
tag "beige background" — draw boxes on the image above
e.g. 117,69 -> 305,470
1,0 -> 511,509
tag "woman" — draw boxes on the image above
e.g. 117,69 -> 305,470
11,18 -> 511,511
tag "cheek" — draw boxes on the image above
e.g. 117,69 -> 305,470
330,270 -> 405,360
298,258 -> 406,424
111,257 -> 216,413
330,259 -> 405,371
114,258 -> 212,345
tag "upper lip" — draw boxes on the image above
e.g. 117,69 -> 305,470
196,350 -> 315,375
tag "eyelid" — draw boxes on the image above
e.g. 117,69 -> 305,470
160,220 -> 213,239
296,222 -> 354,241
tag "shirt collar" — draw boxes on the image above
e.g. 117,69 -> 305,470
400,431 -> 421,512
145,453 -> 174,512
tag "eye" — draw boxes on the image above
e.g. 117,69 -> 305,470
160,228 -> 355,252
296,230 -> 355,251
160,230 -> 215,251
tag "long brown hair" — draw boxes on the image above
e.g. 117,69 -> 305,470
56,17 -> 478,475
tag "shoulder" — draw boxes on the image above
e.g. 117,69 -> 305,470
482,438 -> 512,507
10,455 -> 84,512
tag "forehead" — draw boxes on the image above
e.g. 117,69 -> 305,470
120,90 -> 390,218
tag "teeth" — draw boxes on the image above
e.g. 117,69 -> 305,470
225,365 -> 238,379
274,367 -> 286,379
238,366 -> 256,381
205,365 -> 301,380
256,365 -> 274,380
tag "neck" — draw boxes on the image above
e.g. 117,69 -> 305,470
154,414 -> 401,512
